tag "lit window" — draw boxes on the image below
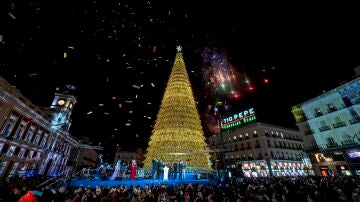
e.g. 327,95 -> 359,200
18,148 -> 26,159
9,162 -> 19,176
25,126 -> 35,143
0,162 -> 8,175
14,121 -> 27,139
1,115 -> 17,137
253,130 -> 257,134
33,130 -> 43,145
28,151 -> 34,159
6,146 -> 16,157
40,134 -> 48,148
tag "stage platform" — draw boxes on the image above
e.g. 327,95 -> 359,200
68,178 -> 220,189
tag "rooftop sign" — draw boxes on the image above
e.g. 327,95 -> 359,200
220,107 -> 256,130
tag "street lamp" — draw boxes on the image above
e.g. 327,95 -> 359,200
218,132 -> 229,182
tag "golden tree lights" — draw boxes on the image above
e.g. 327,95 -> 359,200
143,50 -> 211,171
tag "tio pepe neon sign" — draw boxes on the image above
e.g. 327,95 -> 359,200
220,108 -> 256,130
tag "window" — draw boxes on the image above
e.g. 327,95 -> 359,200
40,133 -> 49,148
28,150 -> 34,159
33,129 -> 43,145
18,148 -> 26,159
327,103 -> 337,112
9,163 -> 19,176
34,152 -> 41,161
0,143 -> 3,153
6,146 -> 16,157
327,138 -> 336,145
247,142 -> 251,149
315,108 -> 322,117
1,116 -> 17,137
0,162 -> 8,176
46,135 -> 54,150
342,132 -> 351,141
24,126 -> 35,143
14,121 -> 27,139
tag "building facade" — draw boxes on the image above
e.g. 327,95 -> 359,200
209,122 -> 312,177
292,76 -> 360,176
0,77 -> 80,177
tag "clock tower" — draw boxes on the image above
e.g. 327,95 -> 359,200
50,92 -> 77,131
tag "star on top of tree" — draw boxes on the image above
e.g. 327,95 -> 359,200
176,45 -> 182,53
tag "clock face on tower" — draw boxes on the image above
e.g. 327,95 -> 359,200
57,99 -> 65,106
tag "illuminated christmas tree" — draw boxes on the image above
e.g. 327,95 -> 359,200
144,46 -> 211,171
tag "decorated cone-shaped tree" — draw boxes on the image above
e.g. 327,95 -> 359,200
144,46 -> 211,171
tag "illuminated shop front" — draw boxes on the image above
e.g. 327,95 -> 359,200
231,159 -> 313,177
269,160 -> 313,176
313,152 -> 352,176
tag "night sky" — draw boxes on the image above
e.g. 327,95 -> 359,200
1,2 -> 359,158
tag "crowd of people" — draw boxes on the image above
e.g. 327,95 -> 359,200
2,175 -> 360,201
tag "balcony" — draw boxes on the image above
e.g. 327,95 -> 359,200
314,112 -> 323,117
319,125 -> 331,132
341,139 -> 357,146
326,142 -> 339,148
333,121 -> 346,128
350,118 -> 360,124
327,107 -> 338,113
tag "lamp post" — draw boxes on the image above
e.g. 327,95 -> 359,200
265,153 -> 273,177
218,131 -> 229,182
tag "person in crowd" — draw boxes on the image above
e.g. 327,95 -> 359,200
158,160 -> 164,181
151,157 -> 158,180
163,163 -> 169,181
110,160 -> 121,181
172,161 -> 178,180
179,160 -> 186,180
130,159 -> 137,180
18,185 -> 38,202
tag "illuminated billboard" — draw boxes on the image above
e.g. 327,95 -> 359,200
220,107 -> 256,130
347,149 -> 360,159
